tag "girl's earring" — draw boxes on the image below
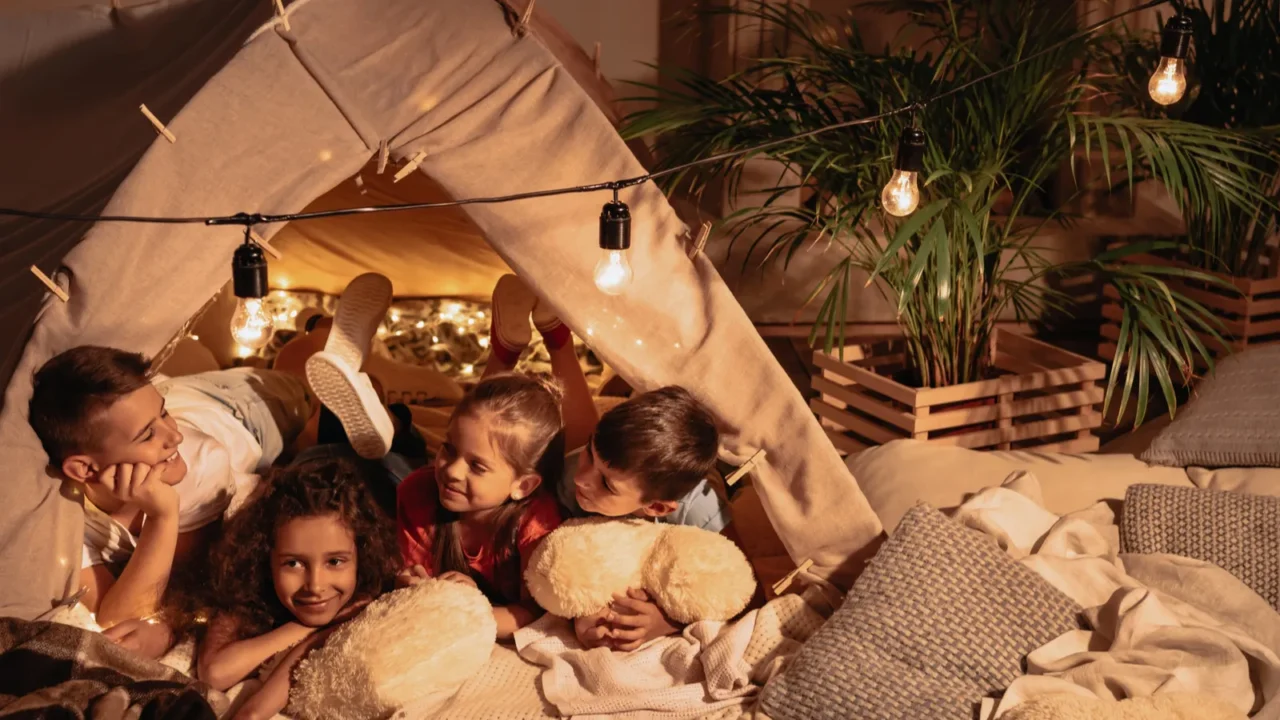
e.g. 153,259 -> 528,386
511,490 -> 524,500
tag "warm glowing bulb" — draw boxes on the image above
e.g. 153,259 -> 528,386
479,336 -> 490,348
880,170 -> 920,217
594,249 -> 632,295
229,298 -> 274,350
1148,57 -> 1187,105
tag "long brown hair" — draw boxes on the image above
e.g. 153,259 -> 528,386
434,373 -> 564,604
199,457 -> 399,638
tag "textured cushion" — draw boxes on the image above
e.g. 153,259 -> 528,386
1120,483 -> 1280,609
1142,344 -> 1280,468
849,440 -> 1194,532
761,505 -> 1082,720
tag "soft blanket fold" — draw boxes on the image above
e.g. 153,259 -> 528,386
513,593 -> 822,719
959,472 -> 1280,720
0,618 -> 223,719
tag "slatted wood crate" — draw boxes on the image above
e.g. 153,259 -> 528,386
813,329 -> 1105,455
1098,253 -> 1280,363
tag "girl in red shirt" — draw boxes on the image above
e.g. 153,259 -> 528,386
396,373 -> 563,639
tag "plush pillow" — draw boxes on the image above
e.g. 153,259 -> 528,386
760,504 -> 1082,720
848,440 -> 1194,532
1142,344 -> 1280,468
1187,466 -> 1280,498
1120,483 -> 1280,610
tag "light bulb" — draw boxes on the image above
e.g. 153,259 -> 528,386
880,170 -> 920,217
1148,57 -> 1186,105
594,249 -> 633,295
882,126 -> 926,217
1150,15 -> 1193,106
229,297 -> 274,350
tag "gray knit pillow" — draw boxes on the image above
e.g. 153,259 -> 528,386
1121,483 -> 1280,609
761,504 -> 1082,720
1142,344 -> 1280,468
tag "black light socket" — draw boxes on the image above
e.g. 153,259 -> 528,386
232,242 -> 268,299
599,200 -> 631,251
895,127 -> 926,173
1160,15 -> 1193,59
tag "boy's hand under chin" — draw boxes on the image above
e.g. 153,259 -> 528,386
97,462 -> 179,518
603,588 -> 682,652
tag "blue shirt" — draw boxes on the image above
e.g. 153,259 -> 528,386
557,449 -> 732,533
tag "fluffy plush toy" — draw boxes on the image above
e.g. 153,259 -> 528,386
525,517 -> 757,624
1002,693 -> 1246,720
289,579 -> 496,720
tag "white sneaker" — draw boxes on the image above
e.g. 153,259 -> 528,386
325,273 -> 393,371
306,351 -> 394,459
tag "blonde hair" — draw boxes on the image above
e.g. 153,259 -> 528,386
433,373 -> 565,602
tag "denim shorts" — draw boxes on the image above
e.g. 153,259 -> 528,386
157,368 -> 314,466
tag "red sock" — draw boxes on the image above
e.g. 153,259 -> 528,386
537,320 -> 572,351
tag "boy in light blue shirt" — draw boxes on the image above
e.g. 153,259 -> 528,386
485,275 -> 733,650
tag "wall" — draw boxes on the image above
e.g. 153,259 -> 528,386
538,0 -> 661,95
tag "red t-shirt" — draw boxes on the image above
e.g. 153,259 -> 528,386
396,466 -> 562,604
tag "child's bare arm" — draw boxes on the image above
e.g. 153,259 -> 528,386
493,602 -> 541,640
93,464 -> 181,628
231,628 -> 331,720
547,342 -> 598,452
199,614 -> 316,692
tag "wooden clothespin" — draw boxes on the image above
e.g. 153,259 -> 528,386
273,0 -> 290,31
393,150 -> 427,183
355,175 -> 368,195
687,221 -> 712,259
248,229 -> 282,260
771,558 -> 814,596
30,265 -> 69,303
139,104 -> 176,143
376,141 -> 390,175
724,447 -> 766,486
516,0 -> 536,36
593,41 -> 602,79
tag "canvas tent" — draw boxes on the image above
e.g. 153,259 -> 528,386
0,0 -> 884,621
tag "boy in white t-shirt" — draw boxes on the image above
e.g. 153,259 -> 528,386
27,346 -> 311,657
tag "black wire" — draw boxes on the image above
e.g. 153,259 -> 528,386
0,0 -> 1166,229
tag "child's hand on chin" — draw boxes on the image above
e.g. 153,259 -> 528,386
605,588 -> 682,652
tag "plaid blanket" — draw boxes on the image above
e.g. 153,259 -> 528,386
0,618 -> 220,719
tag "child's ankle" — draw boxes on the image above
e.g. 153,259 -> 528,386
537,321 -> 571,351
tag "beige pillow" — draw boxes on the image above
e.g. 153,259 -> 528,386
1187,467 -> 1280,498
1142,344 -> 1280,468
848,440 -> 1193,531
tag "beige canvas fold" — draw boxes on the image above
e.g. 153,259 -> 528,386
0,0 -> 883,618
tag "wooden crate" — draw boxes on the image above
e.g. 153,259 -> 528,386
1098,253 -> 1280,362
813,328 -> 1106,455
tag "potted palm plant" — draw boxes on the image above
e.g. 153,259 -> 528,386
622,0 -> 1275,447
1099,0 -> 1280,361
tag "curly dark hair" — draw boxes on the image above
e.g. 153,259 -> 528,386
200,457 -> 399,638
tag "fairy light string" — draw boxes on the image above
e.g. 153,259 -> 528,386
0,0 -> 1172,231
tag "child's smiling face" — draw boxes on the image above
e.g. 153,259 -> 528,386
271,513 -> 358,627
434,411 -> 534,514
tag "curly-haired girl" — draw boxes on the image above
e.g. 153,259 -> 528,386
196,457 -> 399,720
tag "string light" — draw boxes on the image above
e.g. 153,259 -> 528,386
1149,15 -> 1193,105
228,227 -> 273,350
0,0 -> 1171,295
595,191 -> 633,295
881,126 -> 925,217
